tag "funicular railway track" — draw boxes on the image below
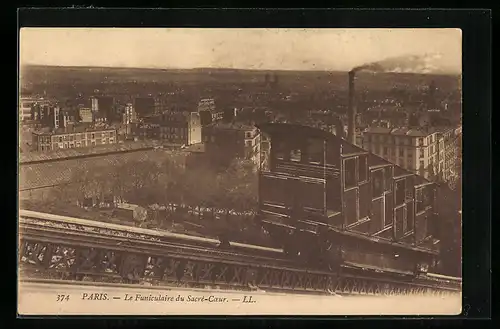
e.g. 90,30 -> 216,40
19,210 -> 461,297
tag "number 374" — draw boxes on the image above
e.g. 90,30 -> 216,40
56,294 -> 70,302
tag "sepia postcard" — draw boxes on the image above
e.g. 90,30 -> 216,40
18,27 -> 463,316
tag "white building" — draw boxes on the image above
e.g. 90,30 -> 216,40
362,127 -> 442,179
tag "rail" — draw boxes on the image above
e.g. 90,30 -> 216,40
19,210 -> 462,296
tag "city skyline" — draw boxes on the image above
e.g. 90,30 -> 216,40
20,28 -> 461,73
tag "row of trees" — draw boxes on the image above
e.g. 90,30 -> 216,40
49,155 -> 259,220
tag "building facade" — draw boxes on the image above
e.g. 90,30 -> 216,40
123,103 -> 137,124
19,97 -> 49,122
202,122 -> 261,167
31,104 -> 74,129
79,108 -> 93,123
198,98 -> 224,126
436,127 -> 461,182
32,127 -> 117,152
135,111 -> 201,146
361,127 -> 442,180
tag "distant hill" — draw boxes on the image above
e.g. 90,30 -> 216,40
19,64 -> 461,96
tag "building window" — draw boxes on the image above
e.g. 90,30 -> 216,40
307,138 -> 323,163
384,166 -> 393,192
416,186 -> 433,213
383,147 -> 388,156
91,133 -> 95,139
395,179 -> 406,206
290,148 -> 301,162
418,138 -> 424,146
391,148 -> 395,156
399,148 -> 404,157
419,148 -> 424,158
359,155 -> 368,183
371,169 -> 384,198
344,157 -> 357,189
275,141 -> 285,160
420,160 -> 425,169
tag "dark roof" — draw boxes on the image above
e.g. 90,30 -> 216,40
32,125 -> 116,136
257,123 -> 431,186
256,123 -> 333,140
19,148 -> 186,191
209,121 -> 256,131
364,126 -> 443,137
19,140 -> 167,164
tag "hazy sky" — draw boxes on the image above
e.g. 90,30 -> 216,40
19,28 -> 462,72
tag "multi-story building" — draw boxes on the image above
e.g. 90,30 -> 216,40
135,111 -> 201,146
436,126 -> 461,182
202,122 -> 261,167
32,127 -> 117,152
361,127 -> 442,179
121,103 -> 137,135
160,112 -> 202,146
79,108 -> 93,123
91,96 -> 115,122
91,97 -> 99,113
19,97 -> 50,122
31,104 -> 74,129
198,98 -> 224,126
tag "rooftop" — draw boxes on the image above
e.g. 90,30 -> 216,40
364,126 -> 442,137
19,140 -> 168,164
208,121 -> 256,131
19,147 -> 184,191
182,143 -> 206,153
32,124 -> 116,136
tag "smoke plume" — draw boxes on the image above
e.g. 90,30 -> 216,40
350,53 -> 445,74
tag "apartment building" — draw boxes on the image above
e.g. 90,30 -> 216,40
32,127 -> 117,152
19,97 -> 50,122
198,98 -> 224,126
136,111 -> 201,146
362,127 -> 442,179
202,122 -> 261,167
79,108 -> 93,123
436,126 -> 461,181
